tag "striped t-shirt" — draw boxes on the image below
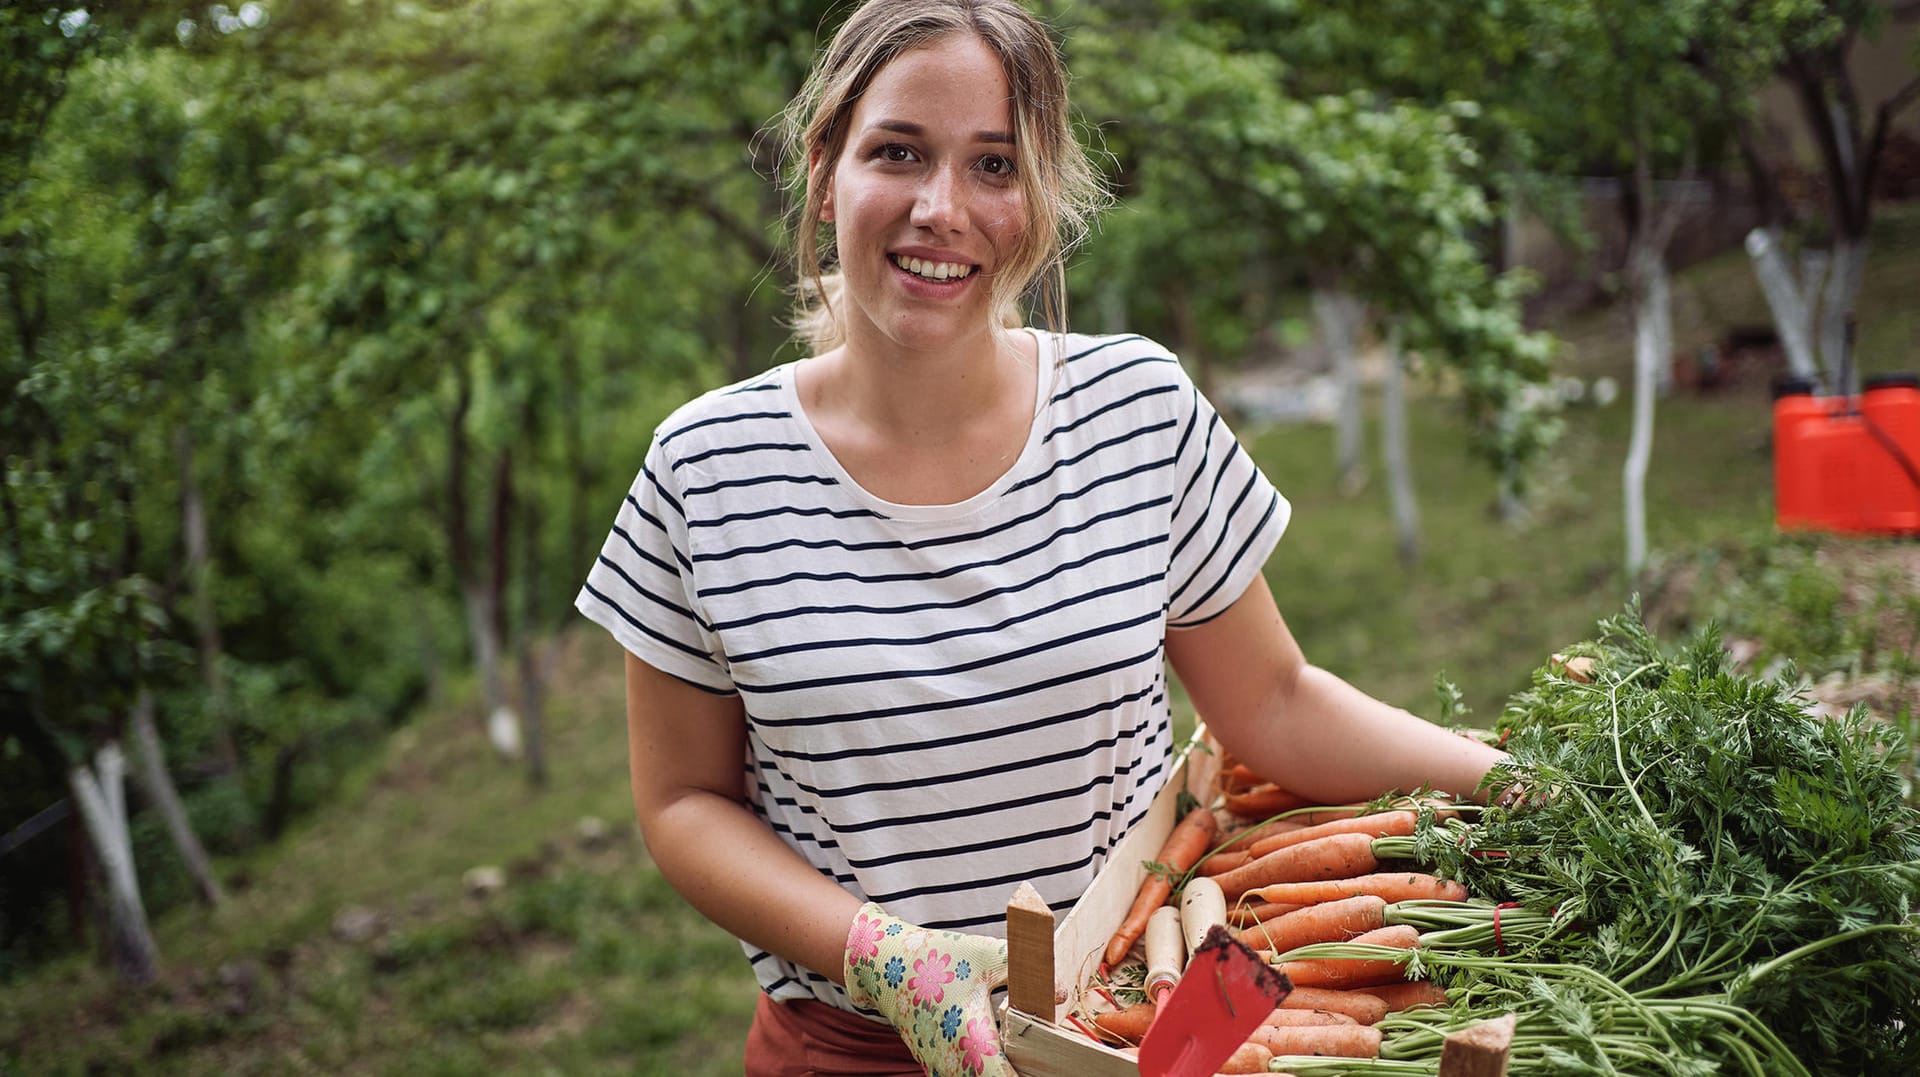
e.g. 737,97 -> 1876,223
576,329 -> 1289,1010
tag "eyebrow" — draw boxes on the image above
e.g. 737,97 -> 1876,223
872,119 -> 1014,145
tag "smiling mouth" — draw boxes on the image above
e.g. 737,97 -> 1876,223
890,254 -> 976,282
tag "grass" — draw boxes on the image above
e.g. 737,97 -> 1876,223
2,205 -> 1916,1074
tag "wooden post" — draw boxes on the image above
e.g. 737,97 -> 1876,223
1438,1013 -> 1517,1077
1005,881 -> 1058,1020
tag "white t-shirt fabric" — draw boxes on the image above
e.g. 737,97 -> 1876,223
576,329 -> 1289,1010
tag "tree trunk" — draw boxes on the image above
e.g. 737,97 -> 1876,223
481,446 -> 519,760
1817,237 -> 1867,392
1167,282 -> 1215,401
67,743 -> 159,985
1622,240 -> 1669,578
127,689 -> 224,908
1313,288 -> 1366,494
1743,228 -> 1822,385
517,445 -> 548,789
1095,278 -> 1129,336
1379,331 -> 1420,566
175,429 -> 240,776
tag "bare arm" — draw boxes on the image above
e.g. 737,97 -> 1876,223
624,651 -> 862,983
1165,577 -> 1506,804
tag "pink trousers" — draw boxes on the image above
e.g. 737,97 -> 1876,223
742,993 -> 924,1077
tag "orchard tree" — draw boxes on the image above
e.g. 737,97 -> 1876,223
1070,9 -> 1557,538
1705,0 -> 1920,388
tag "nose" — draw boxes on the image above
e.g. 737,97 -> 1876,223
911,165 -> 966,234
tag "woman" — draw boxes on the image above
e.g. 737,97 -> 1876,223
575,2 -> 1509,1074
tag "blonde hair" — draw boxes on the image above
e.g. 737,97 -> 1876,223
779,0 -> 1105,355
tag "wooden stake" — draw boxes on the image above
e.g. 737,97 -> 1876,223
1006,881 -> 1058,1021
1439,1012 -> 1517,1077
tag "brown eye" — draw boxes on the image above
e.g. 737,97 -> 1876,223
978,154 -> 1015,177
879,144 -> 915,162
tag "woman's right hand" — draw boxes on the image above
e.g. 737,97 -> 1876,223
843,903 -> 1016,1077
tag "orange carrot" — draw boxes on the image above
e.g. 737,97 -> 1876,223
1223,783 -> 1313,820
1262,1007 -> 1360,1027
1357,980 -> 1452,1012
1102,806 -> 1220,968
1216,1041 -> 1275,1073
1246,811 -> 1420,859
1237,894 -> 1388,953
1217,762 -> 1268,795
1197,850 -> 1252,877
1249,1023 -> 1383,1058
1229,899 -> 1308,927
1213,832 -> 1380,901
1274,924 -> 1421,990
1220,816 -> 1310,853
1091,1001 -> 1157,1043
1277,987 -> 1389,1025
1250,872 -> 1469,907
1284,804 -> 1372,827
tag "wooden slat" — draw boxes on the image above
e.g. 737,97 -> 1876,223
1438,1012 -> 1517,1077
1006,881 -> 1058,1020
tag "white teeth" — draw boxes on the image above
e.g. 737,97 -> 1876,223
896,255 -> 972,281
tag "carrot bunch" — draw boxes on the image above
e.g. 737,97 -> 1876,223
1075,761 -> 1482,1068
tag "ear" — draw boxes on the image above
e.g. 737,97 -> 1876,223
810,149 -> 836,223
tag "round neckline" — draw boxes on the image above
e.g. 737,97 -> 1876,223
784,326 -> 1057,522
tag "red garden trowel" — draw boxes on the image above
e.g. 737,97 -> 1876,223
1137,919 -> 1292,1077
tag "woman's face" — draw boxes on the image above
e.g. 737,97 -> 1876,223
820,33 -> 1028,356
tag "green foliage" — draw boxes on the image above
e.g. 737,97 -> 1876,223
1454,607 -> 1920,1075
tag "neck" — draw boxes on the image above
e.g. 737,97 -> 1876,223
829,322 -> 1029,440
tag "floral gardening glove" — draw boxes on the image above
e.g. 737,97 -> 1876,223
843,902 -> 1014,1077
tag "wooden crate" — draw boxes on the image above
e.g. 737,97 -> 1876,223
996,728 -> 1518,1077
998,727 -> 1220,1077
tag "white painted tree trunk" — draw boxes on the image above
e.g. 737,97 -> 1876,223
1743,228 -> 1822,384
1380,333 -> 1420,565
67,743 -> 159,984
1623,243 -> 1670,578
1313,288 -> 1366,493
1818,238 -> 1867,390
463,583 -> 518,759
128,690 -> 224,907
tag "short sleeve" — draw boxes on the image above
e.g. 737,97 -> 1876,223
575,436 -> 736,693
1164,373 -> 1291,627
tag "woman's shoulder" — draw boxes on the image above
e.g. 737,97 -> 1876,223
649,362 -> 799,456
1047,330 -> 1196,393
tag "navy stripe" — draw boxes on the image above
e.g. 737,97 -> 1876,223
1168,411 -> 1236,570
709,534 -> 1166,632
1050,352 -> 1176,409
1169,464 -> 1261,612
1042,383 -> 1179,445
738,608 -> 1162,696
691,502 -> 887,530
640,466 -> 683,521
682,471 -> 841,499
1173,478 -> 1275,619
695,478 -> 1169,592
762,710 -> 1152,801
591,552 -> 705,630
672,440 -> 810,471
1061,334 -> 1151,366
728,573 -> 1159,664
1007,419 -> 1176,497
766,684 -> 1157,765
658,408 -> 791,448
747,645 -> 1164,729
827,755 -> 1139,835
610,516 -> 680,582
578,582 -> 730,688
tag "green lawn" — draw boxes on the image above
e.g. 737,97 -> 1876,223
4,206 -> 1917,1075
